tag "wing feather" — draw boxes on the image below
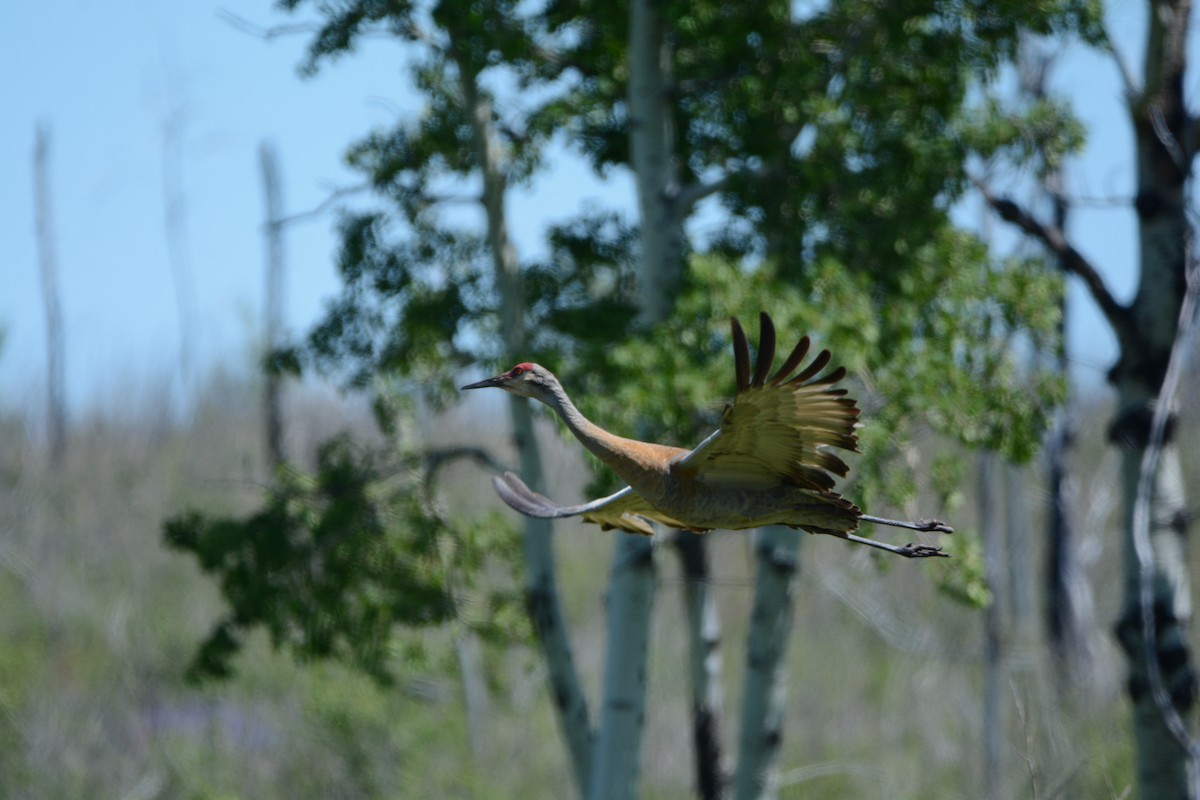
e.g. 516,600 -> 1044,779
678,314 -> 860,493
768,335 -> 811,386
751,311 -> 776,387
731,317 -> 751,391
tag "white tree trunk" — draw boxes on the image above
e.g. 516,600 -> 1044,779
1113,2 -> 1197,792
587,1 -> 685,796
160,92 -> 197,386
513,397 -> 594,793
733,527 -> 800,800
33,122 -> 66,466
259,140 -> 286,468
589,538 -> 656,800
627,0 -> 684,326
456,52 -> 594,794
1117,431 -> 1192,799
979,453 -> 1006,800
675,533 -> 729,798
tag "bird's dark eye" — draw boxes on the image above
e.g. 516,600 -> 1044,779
511,365 -> 526,376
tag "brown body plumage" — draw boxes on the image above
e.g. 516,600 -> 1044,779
462,313 -> 951,558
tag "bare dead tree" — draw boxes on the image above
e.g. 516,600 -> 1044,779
979,452 -> 1006,800
259,141 -> 286,468
1043,178 -> 1091,676
159,75 -> 197,386
33,122 -> 66,466
1017,39 -> 1092,678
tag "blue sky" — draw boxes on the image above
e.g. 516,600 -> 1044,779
1,1 -> 1147,418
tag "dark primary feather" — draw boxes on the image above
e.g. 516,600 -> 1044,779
731,317 -> 752,391
751,311 -> 776,387
769,334 -> 811,386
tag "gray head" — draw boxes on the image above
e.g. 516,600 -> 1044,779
461,362 -> 562,403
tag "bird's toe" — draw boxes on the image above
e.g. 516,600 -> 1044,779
899,543 -> 949,558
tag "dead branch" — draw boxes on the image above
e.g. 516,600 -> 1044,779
973,177 -> 1133,341
33,123 -> 66,465
271,183 -> 372,228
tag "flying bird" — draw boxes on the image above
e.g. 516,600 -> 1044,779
462,313 -> 951,558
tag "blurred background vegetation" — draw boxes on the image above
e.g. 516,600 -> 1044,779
5,367 -> 1199,798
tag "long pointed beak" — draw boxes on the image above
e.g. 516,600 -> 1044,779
461,375 -> 505,391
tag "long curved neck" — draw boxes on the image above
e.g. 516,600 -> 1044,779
540,383 -> 659,482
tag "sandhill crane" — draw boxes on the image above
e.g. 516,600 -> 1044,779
463,313 -> 952,558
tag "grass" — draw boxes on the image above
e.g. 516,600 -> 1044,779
2,363 -> 1189,799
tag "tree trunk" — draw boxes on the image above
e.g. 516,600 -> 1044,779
454,627 -> 491,759
674,532 -> 729,799
259,141 -> 286,469
1040,118 -> 1092,678
590,535 -> 656,800
1045,406 -> 1090,676
1004,461 -> 1032,635
627,0 -> 684,326
456,52 -> 594,795
1114,434 -> 1193,799
979,453 -> 1006,800
1111,3 -> 1197,795
732,527 -> 799,800
1045,245 -> 1090,678
33,123 -> 66,467
160,97 -> 196,385
586,2 -> 692,796
513,397 -> 595,794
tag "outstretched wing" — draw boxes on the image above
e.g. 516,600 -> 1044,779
674,312 -> 860,493
491,471 -> 701,536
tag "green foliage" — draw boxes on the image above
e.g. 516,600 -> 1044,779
961,94 -> 1088,179
289,210 -> 487,393
164,434 -> 525,685
255,0 -> 1088,678
538,0 -> 1101,266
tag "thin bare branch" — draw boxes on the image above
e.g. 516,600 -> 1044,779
216,9 -> 319,40
1067,193 -> 1135,209
1101,19 -> 1143,107
271,183 -> 372,228
217,9 -> 398,45
424,445 -> 510,483
974,177 -> 1132,339
1149,104 -> 1189,170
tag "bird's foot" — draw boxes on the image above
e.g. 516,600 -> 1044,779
845,532 -> 950,559
897,543 -> 949,559
914,519 -> 954,534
